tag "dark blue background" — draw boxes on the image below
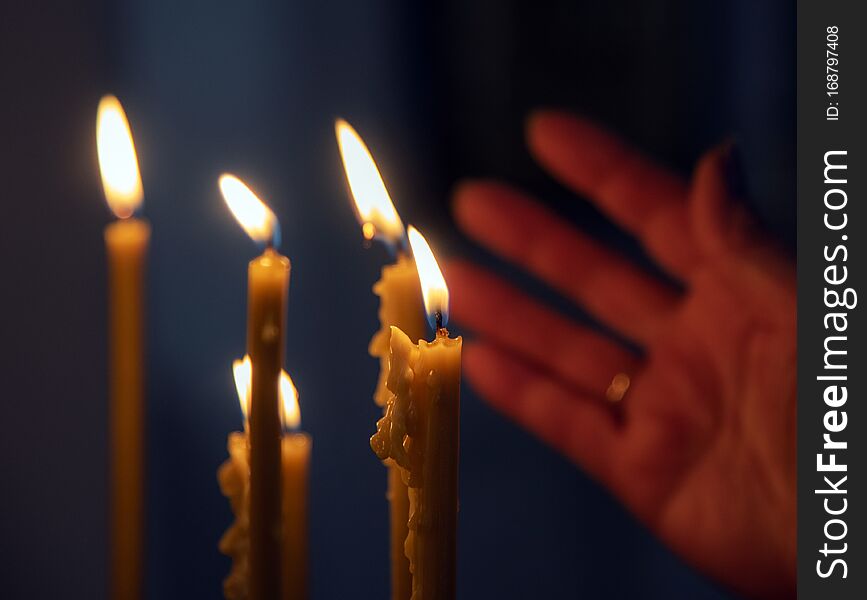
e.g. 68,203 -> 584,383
0,1 -> 793,598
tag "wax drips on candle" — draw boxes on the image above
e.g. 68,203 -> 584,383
368,255 -> 426,407
371,327 -> 422,482
217,433 -> 251,600
370,327 -> 458,600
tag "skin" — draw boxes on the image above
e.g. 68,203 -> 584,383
446,111 -> 796,599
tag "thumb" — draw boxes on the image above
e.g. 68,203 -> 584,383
690,141 -> 796,319
690,140 -> 754,259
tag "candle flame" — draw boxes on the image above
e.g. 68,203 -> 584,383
232,355 -> 252,422
219,174 -> 280,245
96,95 -> 143,218
232,355 -> 301,430
407,225 -> 449,328
279,370 -> 301,430
335,119 -> 405,246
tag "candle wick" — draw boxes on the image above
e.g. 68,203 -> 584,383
435,312 -> 449,337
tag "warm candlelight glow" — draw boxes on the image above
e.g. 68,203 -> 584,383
232,354 -> 300,429
407,225 -> 449,327
232,355 -> 253,422
335,119 -> 405,245
279,371 -> 301,430
219,174 -> 279,245
96,95 -> 143,218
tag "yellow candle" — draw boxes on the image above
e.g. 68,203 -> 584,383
97,94 -> 148,600
218,431 -> 251,600
281,433 -> 311,600
371,227 -> 461,600
371,255 -> 426,600
278,369 -> 311,600
336,119 -> 426,600
246,247 -> 290,600
370,254 -> 428,403
221,175 -> 289,600
218,435 -> 311,600
219,358 -> 310,600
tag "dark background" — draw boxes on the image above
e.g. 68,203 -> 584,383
0,1 -> 793,598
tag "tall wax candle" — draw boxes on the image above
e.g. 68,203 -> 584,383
97,95 -> 148,600
220,358 -> 311,600
221,175 -> 289,600
336,119 -> 425,600
247,246 -> 290,600
371,227 -> 461,600
277,369 -> 311,600
218,431 -> 251,600
380,326 -> 461,600
371,255 -> 426,600
219,432 -> 311,600
219,357 -> 254,600
281,432 -> 311,600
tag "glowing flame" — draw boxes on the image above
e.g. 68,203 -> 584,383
279,371 -> 301,430
219,174 -> 280,245
232,355 -> 300,430
335,119 -> 405,245
96,95 -> 143,218
407,225 -> 449,327
232,355 -> 252,422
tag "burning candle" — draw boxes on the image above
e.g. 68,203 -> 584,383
219,357 -> 311,600
220,175 -> 289,600
336,119 -> 426,600
218,357 -> 253,600
371,226 -> 461,600
278,373 -> 311,600
96,94 -> 149,600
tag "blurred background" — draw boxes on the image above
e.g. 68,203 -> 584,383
0,1 -> 793,598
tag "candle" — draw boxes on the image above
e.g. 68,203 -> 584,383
96,94 -> 149,600
336,119 -> 426,600
280,434 -> 310,600
375,255 -> 426,600
218,429 -> 250,600
219,357 -> 311,600
278,370 -> 311,600
371,226 -> 461,600
218,357 -> 253,600
220,175 -> 289,600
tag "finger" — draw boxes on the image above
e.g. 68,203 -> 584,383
453,181 -> 680,343
691,141 -> 750,257
465,341 -> 621,483
690,144 -> 796,319
447,260 -> 640,395
527,110 -> 698,276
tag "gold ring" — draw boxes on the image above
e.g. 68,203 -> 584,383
605,373 -> 631,404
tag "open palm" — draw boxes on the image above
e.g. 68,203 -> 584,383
447,112 -> 796,599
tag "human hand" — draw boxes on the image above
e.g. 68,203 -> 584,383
447,111 -> 796,599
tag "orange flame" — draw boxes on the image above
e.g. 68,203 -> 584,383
96,95 -> 143,218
